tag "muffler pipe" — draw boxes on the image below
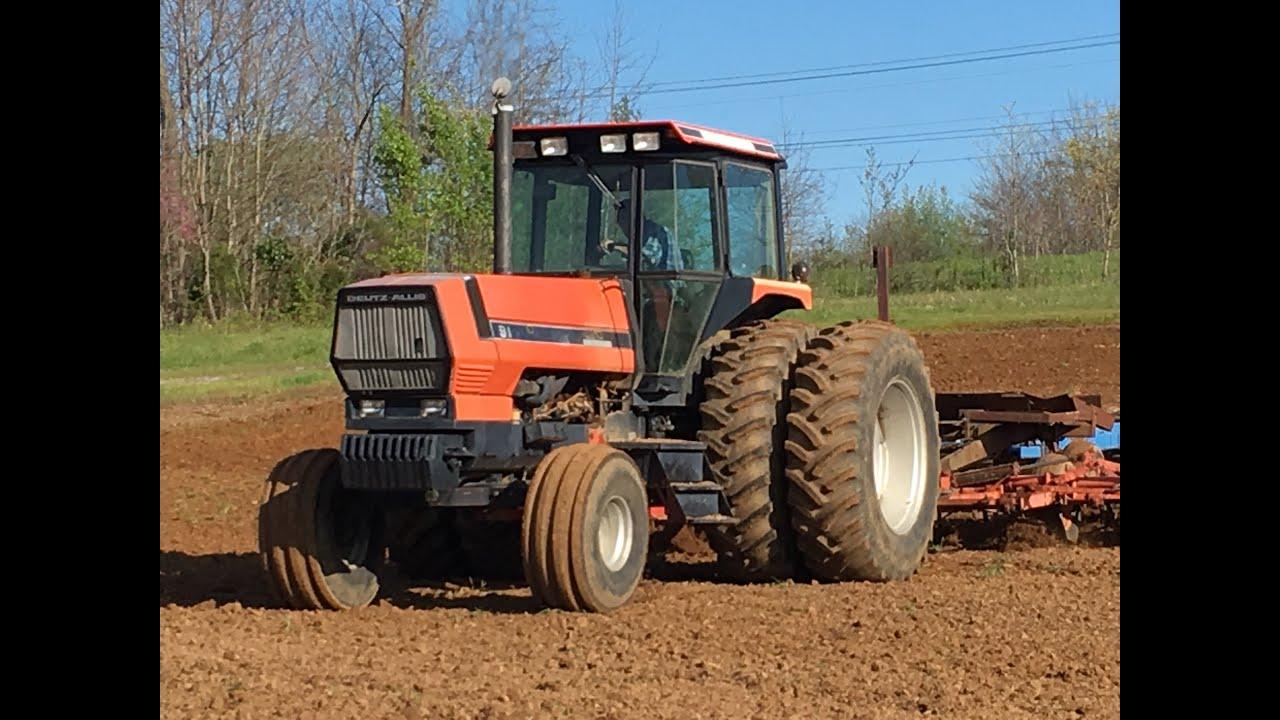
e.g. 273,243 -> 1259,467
491,77 -> 514,275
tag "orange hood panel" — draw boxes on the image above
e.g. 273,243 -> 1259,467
345,273 -> 634,420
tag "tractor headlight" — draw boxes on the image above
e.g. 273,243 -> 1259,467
600,134 -> 627,153
632,132 -> 660,151
539,137 -> 568,156
420,399 -> 448,418
358,399 -> 385,417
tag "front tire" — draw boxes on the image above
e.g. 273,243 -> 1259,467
522,444 -> 648,612
785,321 -> 940,581
259,449 -> 384,609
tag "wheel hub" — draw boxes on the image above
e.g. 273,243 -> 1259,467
872,378 -> 929,535
597,495 -> 635,572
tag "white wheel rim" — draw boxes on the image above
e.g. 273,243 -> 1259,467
597,495 -> 635,572
872,378 -> 929,535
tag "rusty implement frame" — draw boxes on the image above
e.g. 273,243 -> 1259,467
939,454 -> 1120,513
933,391 -> 1120,517
938,392 -> 1114,471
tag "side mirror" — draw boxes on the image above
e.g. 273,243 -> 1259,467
791,261 -> 810,283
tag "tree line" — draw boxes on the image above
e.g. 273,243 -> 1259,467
791,100 -> 1120,287
160,0 -> 1118,327
160,0 -> 651,326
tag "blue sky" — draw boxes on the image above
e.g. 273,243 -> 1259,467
516,0 -> 1120,225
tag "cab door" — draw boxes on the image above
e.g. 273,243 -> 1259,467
632,160 -> 724,400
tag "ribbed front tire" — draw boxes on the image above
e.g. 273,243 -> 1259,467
259,449 -> 384,610
522,444 -> 648,613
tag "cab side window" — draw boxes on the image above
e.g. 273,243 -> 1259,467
724,163 -> 780,278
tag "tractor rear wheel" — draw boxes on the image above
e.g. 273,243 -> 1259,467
785,321 -> 940,582
698,319 -> 814,580
259,449 -> 384,610
522,443 -> 648,612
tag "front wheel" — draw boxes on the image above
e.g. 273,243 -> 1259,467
259,449 -> 384,610
521,444 -> 648,612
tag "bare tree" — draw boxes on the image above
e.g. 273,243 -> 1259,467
158,0 -> 660,326
777,124 -> 827,264
1061,100 -> 1120,277
971,106 -> 1040,285
968,101 -> 1119,284
377,1 -> 434,127
308,1 -> 394,227
596,0 -> 655,121
859,147 -> 914,255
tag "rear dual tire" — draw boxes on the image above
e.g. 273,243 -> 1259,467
785,321 -> 940,582
698,319 -> 814,580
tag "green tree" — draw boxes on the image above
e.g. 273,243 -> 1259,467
371,90 -> 494,273
609,95 -> 640,122
867,185 -> 978,263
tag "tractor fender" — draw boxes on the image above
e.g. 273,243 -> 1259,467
697,277 -> 813,345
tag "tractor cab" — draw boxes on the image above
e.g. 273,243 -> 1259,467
506,121 -> 809,402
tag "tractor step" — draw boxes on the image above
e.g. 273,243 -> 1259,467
685,513 -> 739,526
668,481 -> 721,492
614,439 -> 737,526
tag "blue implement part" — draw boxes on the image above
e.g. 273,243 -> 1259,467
1016,421 -> 1120,460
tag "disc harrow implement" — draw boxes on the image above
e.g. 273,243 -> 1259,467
932,392 -> 1120,544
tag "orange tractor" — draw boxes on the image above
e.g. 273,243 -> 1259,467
259,79 -> 942,612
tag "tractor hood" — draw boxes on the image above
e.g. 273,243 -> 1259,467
332,273 -> 635,421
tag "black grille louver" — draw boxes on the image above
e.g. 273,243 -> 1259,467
332,289 -> 449,393
347,303 -> 436,360
340,434 -> 433,490
351,365 -> 438,391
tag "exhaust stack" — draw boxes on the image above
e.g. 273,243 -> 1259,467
491,77 -> 514,275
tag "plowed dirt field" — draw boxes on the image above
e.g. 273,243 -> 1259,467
160,324 -> 1120,719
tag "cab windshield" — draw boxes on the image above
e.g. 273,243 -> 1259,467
511,162 -> 633,273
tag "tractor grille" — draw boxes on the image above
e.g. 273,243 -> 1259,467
347,364 -> 439,391
341,303 -> 440,360
332,290 -> 449,392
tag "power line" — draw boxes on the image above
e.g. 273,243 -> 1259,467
639,40 -> 1118,96
641,57 -> 1120,114
778,124 -> 1091,154
789,107 -> 1078,138
801,130 -> 1020,150
812,150 -> 1056,173
646,32 -> 1120,89
781,118 -> 1074,149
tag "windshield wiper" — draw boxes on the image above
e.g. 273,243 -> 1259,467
571,154 -> 623,210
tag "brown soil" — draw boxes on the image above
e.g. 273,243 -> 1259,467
160,325 -> 1120,719
916,324 -> 1120,412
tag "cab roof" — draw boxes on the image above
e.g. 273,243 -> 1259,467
511,120 -> 782,162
